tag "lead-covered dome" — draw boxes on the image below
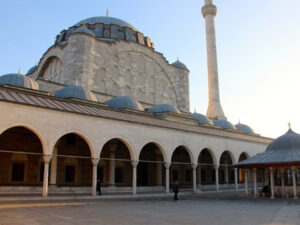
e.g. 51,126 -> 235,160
235,123 -> 254,134
0,73 -> 39,90
75,16 -> 137,31
213,119 -> 235,130
148,104 -> 180,114
107,96 -> 144,111
172,59 -> 187,69
54,85 -> 97,102
191,113 -> 212,125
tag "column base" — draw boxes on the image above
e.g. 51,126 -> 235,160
271,196 -> 275,200
294,196 -> 298,200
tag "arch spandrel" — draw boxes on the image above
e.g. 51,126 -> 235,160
218,150 -> 236,165
198,147 -> 217,165
170,145 -> 196,164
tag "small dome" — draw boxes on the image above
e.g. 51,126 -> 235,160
54,85 -> 97,102
26,66 -> 37,75
107,96 -> 144,111
148,104 -> 180,114
172,60 -> 187,69
213,119 -> 236,129
0,73 -> 39,90
235,123 -> 254,134
70,26 -> 95,37
191,113 -> 213,125
75,16 -> 137,31
266,129 -> 300,152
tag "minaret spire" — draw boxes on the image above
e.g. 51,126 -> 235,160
106,9 -> 109,17
202,0 -> 226,120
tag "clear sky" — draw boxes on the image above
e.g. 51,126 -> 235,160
0,0 -> 300,139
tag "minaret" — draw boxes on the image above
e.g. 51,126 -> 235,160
202,0 -> 226,120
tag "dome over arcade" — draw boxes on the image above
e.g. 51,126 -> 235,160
75,16 -> 138,31
106,96 -> 144,111
148,104 -> 181,114
235,122 -> 254,134
191,113 -> 212,125
53,85 -> 97,102
0,73 -> 39,90
213,119 -> 235,130
172,59 -> 187,69
70,26 -> 95,37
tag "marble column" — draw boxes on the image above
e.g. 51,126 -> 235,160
49,147 -> 58,185
253,168 -> 257,198
197,165 -> 202,187
131,161 -> 138,195
214,165 -> 219,191
234,168 -> 238,189
164,162 -> 171,194
292,167 -> 298,200
244,169 -> 248,194
91,158 -> 99,196
42,155 -> 52,197
202,0 -> 225,119
270,167 -> 275,199
224,163 -> 229,184
192,164 -> 197,193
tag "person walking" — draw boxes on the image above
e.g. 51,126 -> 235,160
96,179 -> 101,195
173,180 -> 179,201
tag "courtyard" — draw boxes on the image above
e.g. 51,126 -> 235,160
0,192 -> 299,225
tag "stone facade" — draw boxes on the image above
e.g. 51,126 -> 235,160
29,33 -> 189,112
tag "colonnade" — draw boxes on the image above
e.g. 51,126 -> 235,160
243,167 -> 299,200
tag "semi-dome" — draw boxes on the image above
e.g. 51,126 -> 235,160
213,119 -> 235,129
0,73 -> 39,90
74,16 -> 137,31
172,59 -> 187,69
106,96 -> 144,111
148,104 -> 180,114
54,85 -> 97,102
235,123 -> 254,134
70,26 -> 95,37
191,113 -> 212,125
26,66 -> 37,75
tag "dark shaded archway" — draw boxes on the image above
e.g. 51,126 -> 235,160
137,143 -> 165,187
170,146 -> 192,188
219,151 -> 235,185
0,127 -> 44,186
53,133 -> 92,186
198,149 -> 216,185
99,139 -> 132,187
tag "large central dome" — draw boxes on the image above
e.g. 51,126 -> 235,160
74,16 -> 137,31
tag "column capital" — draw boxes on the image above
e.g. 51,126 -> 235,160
191,163 -> 198,170
214,164 -> 219,170
131,160 -> 139,168
164,162 -> 171,169
291,166 -> 296,172
91,158 -> 100,166
253,168 -> 257,172
43,155 -> 52,163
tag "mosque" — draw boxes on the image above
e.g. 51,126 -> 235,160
0,0 -> 273,197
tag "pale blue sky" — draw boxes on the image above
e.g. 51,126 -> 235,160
0,0 -> 300,138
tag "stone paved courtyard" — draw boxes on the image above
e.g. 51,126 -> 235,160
0,193 -> 299,225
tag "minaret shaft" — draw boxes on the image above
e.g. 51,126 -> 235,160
202,0 -> 225,120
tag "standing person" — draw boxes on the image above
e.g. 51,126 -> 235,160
173,180 -> 179,201
97,179 -> 101,195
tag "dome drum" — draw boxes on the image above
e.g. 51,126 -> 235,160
55,17 -> 154,49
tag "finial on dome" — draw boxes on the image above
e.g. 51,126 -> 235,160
106,9 -> 109,17
18,67 -> 21,75
177,57 -> 179,61
288,121 -> 291,129
194,108 -> 197,113
75,79 -> 79,86
82,20 -> 86,27
238,119 -> 240,124
121,88 -> 125,96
